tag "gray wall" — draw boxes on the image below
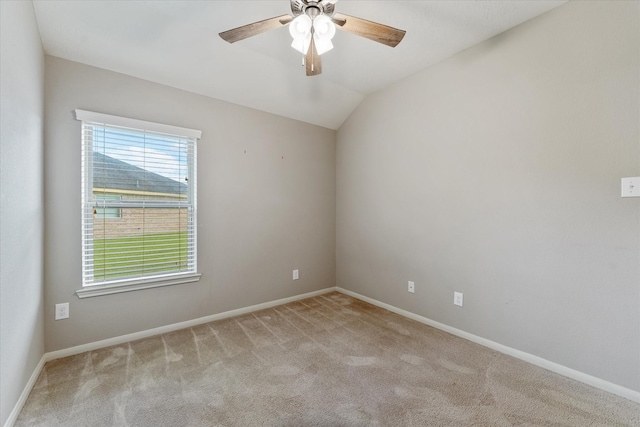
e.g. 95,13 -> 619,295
44,56 -> 336,352
0,1 -> 45,425
337,0 -> 639,392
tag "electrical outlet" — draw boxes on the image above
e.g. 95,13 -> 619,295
453,292 -> 463,307
55,303 -> 69,320
293,269 -> 299,280
408,281 -> 415,293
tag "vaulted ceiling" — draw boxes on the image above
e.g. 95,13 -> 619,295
33,1 -> 567,129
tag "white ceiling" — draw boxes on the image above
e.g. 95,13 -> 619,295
33,0 -> 567,130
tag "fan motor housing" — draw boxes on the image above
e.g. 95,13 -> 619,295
291,0 -> 335,18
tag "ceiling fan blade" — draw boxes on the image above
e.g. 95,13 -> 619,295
331,17 -> 347,27
219,15 -> 293,44
332,13 -> 406,48
306,38 -> 322,76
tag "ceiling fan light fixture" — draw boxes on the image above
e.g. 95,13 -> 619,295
289,14 -> 312,40
313,35 -> 333,55
289,14 -> 313,54
291,33 -> 312,54
312,14 -> 335,55
313,14 -> 335,41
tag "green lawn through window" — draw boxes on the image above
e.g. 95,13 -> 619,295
93,231 -> 188,281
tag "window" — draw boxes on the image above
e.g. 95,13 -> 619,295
76,110 -> 201,297
95,193 -> 122,219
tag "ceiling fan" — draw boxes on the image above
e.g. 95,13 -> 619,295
219,0 -> 406,77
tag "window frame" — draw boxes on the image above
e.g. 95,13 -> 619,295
75,109 -> 201,298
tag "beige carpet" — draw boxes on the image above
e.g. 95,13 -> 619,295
16,292 -> 639,426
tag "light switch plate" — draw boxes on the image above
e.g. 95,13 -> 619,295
454,292 -> 463,307
622,177 -> 640,197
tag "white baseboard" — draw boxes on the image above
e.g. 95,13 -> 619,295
337,287 -> 640,404
46,286 -> 338,361
5,287 -> 337,427
3,354 -> 46,427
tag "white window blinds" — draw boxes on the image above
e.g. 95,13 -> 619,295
77,110 -> 200,287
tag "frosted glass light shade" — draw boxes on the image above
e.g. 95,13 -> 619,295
289,15 -> 312,40
312,15 -> 336,55
291,33 -> 312,55
313,15 -> 336,41
289,15 -> 313,54
313,36 -> 333,55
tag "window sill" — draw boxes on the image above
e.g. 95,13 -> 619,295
76,273 -> 201,299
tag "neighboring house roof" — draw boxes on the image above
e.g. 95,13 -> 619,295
93,151 -> 187,195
